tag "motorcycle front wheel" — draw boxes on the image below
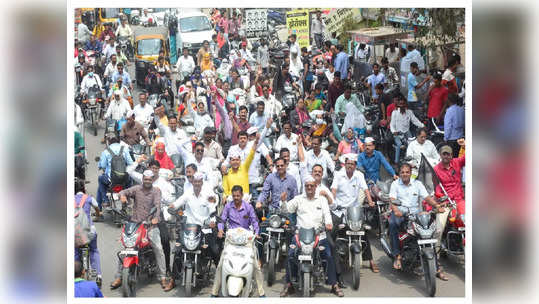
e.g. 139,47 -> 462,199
122,265 -> 137,297
352,252 -> 362,290
423,254 -> 437,297
267,248 -> 276,286
184,267 -> 193,297
303,272 -> 311,297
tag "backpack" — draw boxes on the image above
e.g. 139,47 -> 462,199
108,146 -> 128,185
74,194 -> 91,248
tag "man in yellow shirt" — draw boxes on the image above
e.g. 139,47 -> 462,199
223,133 -> 259,197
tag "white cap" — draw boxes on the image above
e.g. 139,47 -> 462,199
114,90 -> 121,96
304,175 -> 316,184
126,109 -> 135,118
228,150 -> 241,159
143,170 -> 154,177
364,137 -> 375,144
310,110 -> 324,119
193,172 -> 204,181
340,153 -> 358,164
247,126 -> 258,135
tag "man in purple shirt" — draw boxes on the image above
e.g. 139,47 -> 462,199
212,185 -> 265,297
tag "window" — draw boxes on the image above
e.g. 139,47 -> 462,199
179,16 -> 212,33
137,39 -> 162,56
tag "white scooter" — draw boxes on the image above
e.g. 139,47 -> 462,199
220,227 -> 255,297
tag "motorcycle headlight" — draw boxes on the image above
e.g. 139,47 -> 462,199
183,235 -> 199,251
89,98 -> 96,105
349,220 -> 363,232
413,222 -> 436,239
300,243 -> 313,255
123,233 -> 138,248
269,215 -> 281,228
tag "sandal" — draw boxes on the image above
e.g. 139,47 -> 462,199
331,285 -> 344,297
436,270 -> 449,281
370,261 -> 380,273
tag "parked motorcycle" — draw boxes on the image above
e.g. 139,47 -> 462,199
379,201 -> 439,297
114,206 -> 159,297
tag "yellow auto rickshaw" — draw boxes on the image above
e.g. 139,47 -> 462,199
96,8 -> 121,28
134,27 -> 170,87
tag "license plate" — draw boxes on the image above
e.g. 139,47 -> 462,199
298,255 -> 311,261
458,227 -> 465,231
202,228 -> 212,234
346,230 -> 364,236
267,227 -> 284,232
184,250 -> 201,254
112,193 -> 119,200
120,250 -> 138,256
417,239 -> 437,245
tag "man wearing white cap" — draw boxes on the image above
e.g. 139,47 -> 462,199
111,170 -> 174,291
104,89 -> 131,121
120,109 -> 151,147
330,153 -> 379,281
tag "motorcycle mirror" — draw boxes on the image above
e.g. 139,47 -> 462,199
94,156 -> 100,162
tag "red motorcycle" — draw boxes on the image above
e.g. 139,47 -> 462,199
114,207 -> 158,297
441,196 -> 465,257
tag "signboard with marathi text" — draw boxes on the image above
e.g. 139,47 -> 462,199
325,8 -> 361,36
286,9 -> 310,49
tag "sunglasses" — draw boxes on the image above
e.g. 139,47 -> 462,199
195,149 -> 204,153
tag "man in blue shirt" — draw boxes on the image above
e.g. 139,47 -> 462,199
333,44 -> 349,80
443,93 -> 465,157
96,134 -> 133,210
256,157 -> 298,210
74,261 -> 103,297
407,62 -> 431,110
84,35 -> 102,53
357,137 -> 398,184
364,63 -> 385,100
111,62 -> 133,92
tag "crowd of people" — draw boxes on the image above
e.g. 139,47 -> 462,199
74,8 -> 465,298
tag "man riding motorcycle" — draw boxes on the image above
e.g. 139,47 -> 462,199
110,170 -> 174,291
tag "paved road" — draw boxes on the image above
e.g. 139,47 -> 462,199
81,26 -> 465,297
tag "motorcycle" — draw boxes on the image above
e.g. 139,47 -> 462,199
77,241 -> 98,286
171,208 -> 217,297
83,85 -> 104,136
379,201 -> 439,297
440,196 -> 465,257
291,226 -> 328,297
118,36 -> 133,61
220,227 -> 256,297
114,207 -> 159,297
282,82 -> 297,113
333,205 -> 370,290
259,207 -> 293,286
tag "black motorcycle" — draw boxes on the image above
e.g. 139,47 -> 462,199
259,207 -> 293,286
84,85 -> 104,136
291,227 -> 328,297
171,208 -> 217,297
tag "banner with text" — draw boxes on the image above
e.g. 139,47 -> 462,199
325,8 -> 361,36
245,9 -> 268,38
286,9 -> 310,49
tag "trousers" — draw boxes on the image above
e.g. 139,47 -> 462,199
75,235 -> 102,275
394,131 -> 412,164
115,226 -> 167,280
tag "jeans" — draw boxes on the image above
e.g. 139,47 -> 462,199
389,213 -> 406,257
393,131 -> 412,164
314,33 -> 323,49
285,238 -> 337,286
75,235 -> 102,275
115,226 -> 167,280
96,174 -> 110,210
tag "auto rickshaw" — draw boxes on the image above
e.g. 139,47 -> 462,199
96,8 -> 121,29
134,27 -> 170,87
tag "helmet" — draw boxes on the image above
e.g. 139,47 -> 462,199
78,53 -> 85,60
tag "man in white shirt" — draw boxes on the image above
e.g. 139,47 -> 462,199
252,84 -> 282,118
133,92 -> 154,130
174,138 -> 221,189
297,136 -> 335,197
102,38 -> 117,60
77,20 -> 92,45
311,11 -> 326,49
406,128 -> 440,178
186,96 -> 214,138
80,66 -> 104,95
177,48 -> 195,83
354,43 -> 369,63
104,90 -> 131,121
390,98 -> 425,164
274,121 -> 299,161
279,175 -> 344,297
299,135 -> 335,185
330,154 -> 379,283
152,107 -> 189,156
115,18 -> 133,44
289,48 -> 303,79
245,127 -> 273,198
103,54 -> 118,80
